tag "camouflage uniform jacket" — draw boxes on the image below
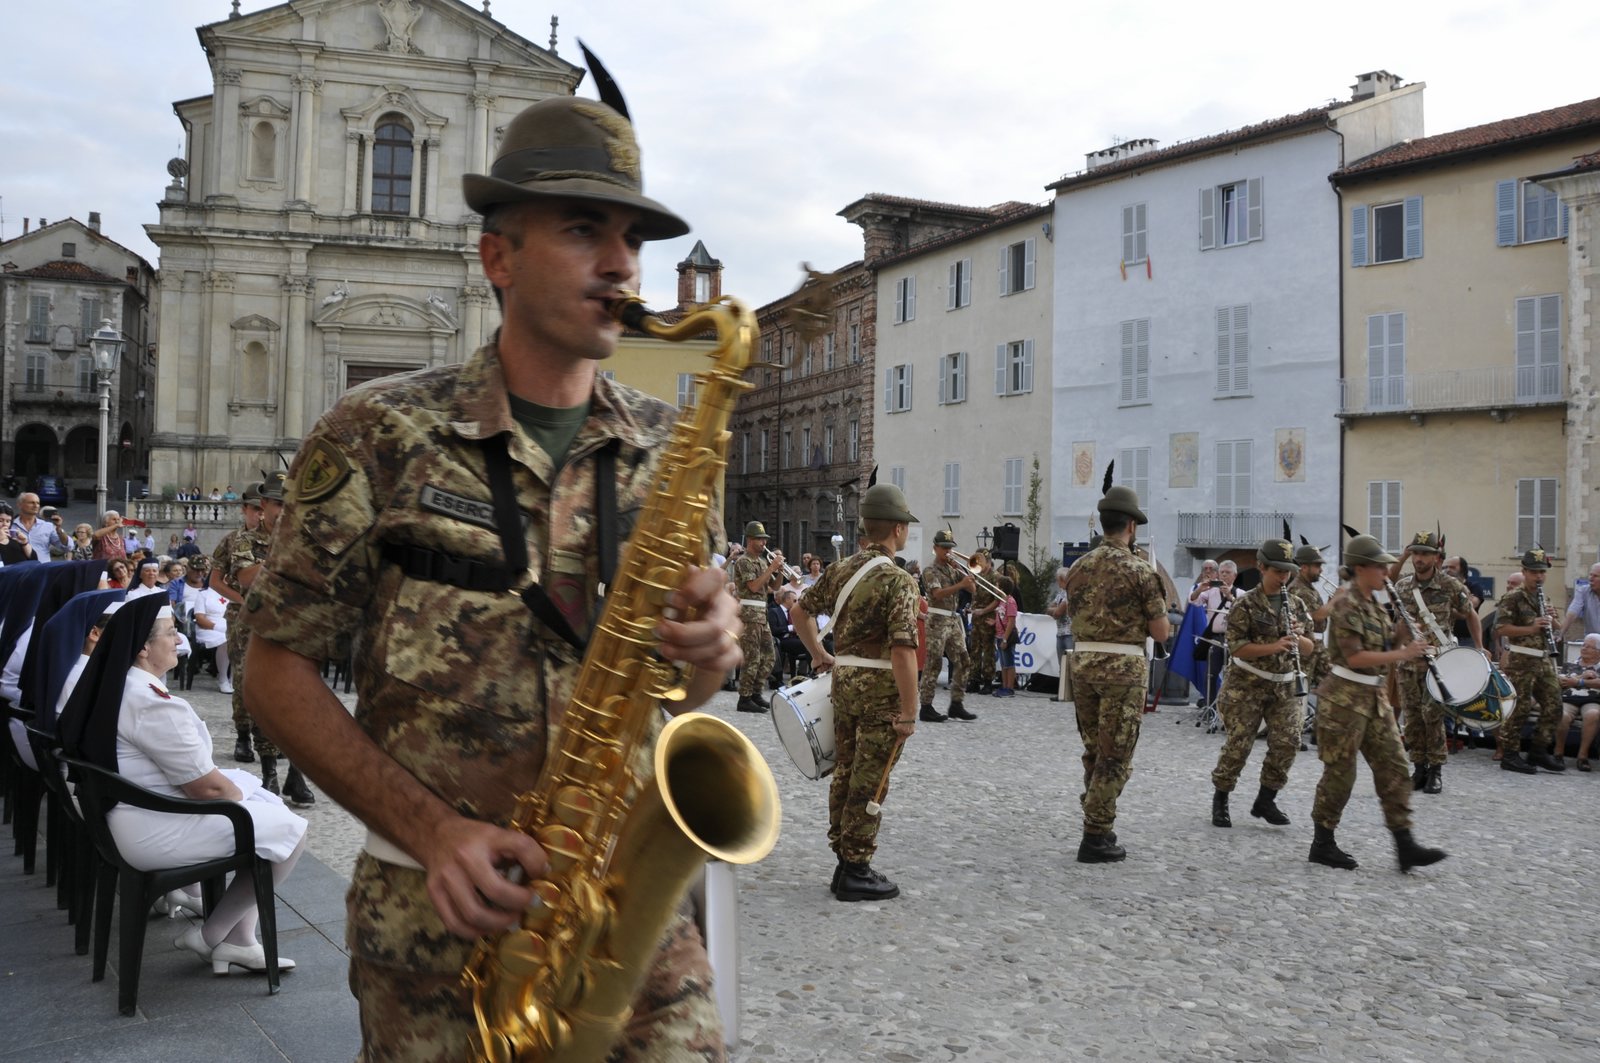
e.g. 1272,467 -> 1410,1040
1394,570 -> 1470,649
1065,538 -> 1165,685
1498,585 -> 1555,662
244,339 -> 713,973
225,526 -> 273,598
1224,586 -> 1298,690
1317,591 -> 1391,717
799,542 -> 919,684
1287,578 -> 1326,635
726,552 -> 777,604
921,559 -> 964,628
211,527 -> 241,590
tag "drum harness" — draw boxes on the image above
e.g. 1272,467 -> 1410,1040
821,555 -> 894,670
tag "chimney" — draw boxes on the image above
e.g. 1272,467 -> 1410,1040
89,211 -> 102,233
1086,137 -> 1160,171
22,218 -> 29,234
39,218 -> 46,228
675,240 -> 722,310
1351,70 -> 1401,102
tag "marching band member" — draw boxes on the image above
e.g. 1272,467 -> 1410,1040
918,529 -> 975,722
1495,548 -> 1567,774
727,520 -> 786,714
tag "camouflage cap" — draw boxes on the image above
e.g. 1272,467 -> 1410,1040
1097,484 -> 1148,525
1344,534 -> 1397,567
1407,531 -> 1442,554
1294,543 -> 1325,565
1256,537 -> 1298,573
743,520 -> 769,540
462,97 -> 688,240
860,483 -> 917,523
933,529 -> 957,548
1521,547 -> 1551,571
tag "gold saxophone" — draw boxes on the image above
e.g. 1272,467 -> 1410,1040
465,293 -> 782,1063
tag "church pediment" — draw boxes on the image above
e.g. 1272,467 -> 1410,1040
239,94 -> 291,119
232,314 -> 280,332
341,83 -> 450,131
316,291 -> 455,331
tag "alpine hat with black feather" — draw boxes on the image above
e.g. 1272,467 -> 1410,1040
1096,461 -> 1148,525
462,42 -> 689,240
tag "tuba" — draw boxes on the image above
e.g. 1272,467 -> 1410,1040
464,293 -> 782,1063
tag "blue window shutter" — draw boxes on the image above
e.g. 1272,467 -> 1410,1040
1351,205 -> 1368,267
1496,180 -> 1517,246
1199,187 -> 1216,250
1403,196 -> 1423,259
1561,202 -> 1570,239
1247,177 -> 1263,241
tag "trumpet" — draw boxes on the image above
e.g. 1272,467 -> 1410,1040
764,546 -> 803,583
948,548 -> 1006,600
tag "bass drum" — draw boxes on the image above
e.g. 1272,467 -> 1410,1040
771,672 -> 835,780
1447,664 -> 1515,733
1424,646 -> 1491,707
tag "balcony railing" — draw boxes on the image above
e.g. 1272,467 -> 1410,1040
132,498 -> 246,527
9,383 -> 100,407
1338,365 -> 1564,417
1177,511 -> 1296,547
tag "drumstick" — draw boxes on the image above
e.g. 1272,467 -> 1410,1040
865,737 -> 907,815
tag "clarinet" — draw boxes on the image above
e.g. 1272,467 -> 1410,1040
1280,593 -> 1309,698
1536,585 -> 1561,659
1383,577 -> 1453,702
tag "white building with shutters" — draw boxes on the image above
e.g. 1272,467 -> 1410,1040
1046,73 -> 1424,579
1332,95 -> 1600,597
869,202 -> 1054,566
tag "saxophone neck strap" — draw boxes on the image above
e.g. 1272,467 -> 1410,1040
483,433 -> 619,653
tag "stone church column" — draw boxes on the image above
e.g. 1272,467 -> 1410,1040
202,271 -> 236,445
462,284 -> 491,357
424,134 -> 442,220
1545,169 -> 1600,567
283,274 -> 310,440
470,90 -> 493,176
343,131 -> 361,214
290,74 -> 321,205
214,68 -> 242,197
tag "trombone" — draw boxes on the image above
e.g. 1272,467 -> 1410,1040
948,548 -> 1006,600
763,547 -> 803,583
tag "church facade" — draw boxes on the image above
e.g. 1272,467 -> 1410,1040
145,0 -> 578,492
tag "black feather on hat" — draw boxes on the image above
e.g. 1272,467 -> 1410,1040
1342,524 -> 1361,540
1101,461 -> 1115,496
577,40 -> 631,120
1283,519 -> 1293,542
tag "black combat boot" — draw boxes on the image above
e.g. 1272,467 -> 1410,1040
1076,832 -> 1127,863
1211,790 -> 1231,828
835,862 -> 900,901
751,691 -> 772,709
919,704 -> 947,723
233,725 -> 255,763
1424,764 -> 1443,794
259,755 -> 280,796
281,766 -> 315,808
829,859 -> 844,895
1528,750 -> 1566,772
1308,824 -> 1358,870
946,703 -> 978,721
1250,786 -> 1290,826
735,696 -> 767,714
1500,750 -> 1537,774
1411,762 -> 1427,791
1391,828 -> 1447,873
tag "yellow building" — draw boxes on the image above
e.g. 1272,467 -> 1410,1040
1334,98 -> 1600,599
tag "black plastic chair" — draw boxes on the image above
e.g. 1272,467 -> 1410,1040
26,725 -> 99,954
5,704 -> 46,875
61,754 -> 283,1015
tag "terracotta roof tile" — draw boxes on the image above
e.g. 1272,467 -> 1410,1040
1337,96 -> 1600,178
872,202 -> 1052,270
1047,105 -> 1333,191
847,193 -> 1020,217
10,260 -> 125,284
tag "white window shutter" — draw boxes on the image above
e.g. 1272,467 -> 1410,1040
998,246 -> 1009,296
892,280 -> 904,324
1135,317 -> 1150,401
1199,187 -> 1215,250
1232,305 -> 1249,391
885,367 -> 894,409
960,258 -> 972,305
1135,203 -> 1147,262
1247,177 -> 1263,241
1403,195 -> 1423,259
906,276 -> 916,320
1561,202 -> 1570,239
1367,314 -> 1386,385
1215,307 -> 1231,391
1023,239 -> 1036,291
995,344 -> 1007,394
948,264 -> 958,310
1351,205 -> 1368,267
905,363 -> 912,408
1495,180 -> 1518,246
1235,442 -> 1252,509
939,354 -> 949,403
1123,205 -> 1135,263
1368,481 -> 1385,540
1216,443 -> 1233,508
1120,320 -> 1135,402
956,352 -> 966,401
1022,339 -> 1034,392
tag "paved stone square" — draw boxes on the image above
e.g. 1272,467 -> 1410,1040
181,676 -> 1600,1062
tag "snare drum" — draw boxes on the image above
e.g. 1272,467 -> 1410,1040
771,673 -> 835,780
1424,646 -> 1491,707
1448,665 -> 1514,733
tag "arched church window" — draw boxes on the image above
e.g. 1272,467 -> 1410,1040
372,115 -> 413,214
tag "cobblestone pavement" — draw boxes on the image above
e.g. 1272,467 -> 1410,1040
186,674 -> 1600,1062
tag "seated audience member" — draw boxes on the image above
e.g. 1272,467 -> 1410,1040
1556,633 -> 1600,771
125,560 -> 166,600
768,587 -> 809,684
57,596 -> 307,974
182,560 -> 232,693
105,558 -> 131,590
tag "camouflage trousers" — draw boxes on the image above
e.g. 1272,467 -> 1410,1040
736,607 -> 775,698
1500,659 -> 1560,756
1395,663 -> 1447,767
1073,678 -> 1145,834
349,905 -> 724,1063
227,616 -> 278,758
917,616 -> 969,708
968,617 -> 996,688
1210,675 -> 1302,793
828,668 -> 904,864
1311,699 -> 1411,832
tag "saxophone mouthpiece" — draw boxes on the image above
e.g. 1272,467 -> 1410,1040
608,290 -> 654,330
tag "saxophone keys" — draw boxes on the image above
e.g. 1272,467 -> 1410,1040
553,785 -> 599,829
524,880 -> 562,925
495,930 -> 550,979
535,823 -> 585,873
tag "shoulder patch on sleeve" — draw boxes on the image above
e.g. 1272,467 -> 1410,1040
297,439 -> 353,504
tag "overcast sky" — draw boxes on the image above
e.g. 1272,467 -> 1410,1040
3,1 -> 1598,310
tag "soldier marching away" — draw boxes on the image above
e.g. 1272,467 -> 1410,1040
1388,531 -> 1488,794
1495,547 -> 1567,774
211,486 -> 263,761
726,520 -> 785,714
1209,538 -> 1315,831
918,529 -> 975,722
1063,483 -> 1169,863
793,483 -> 923,901
1307,535 -> 1446,873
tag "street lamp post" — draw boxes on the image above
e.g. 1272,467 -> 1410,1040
90,319 -> 124,519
